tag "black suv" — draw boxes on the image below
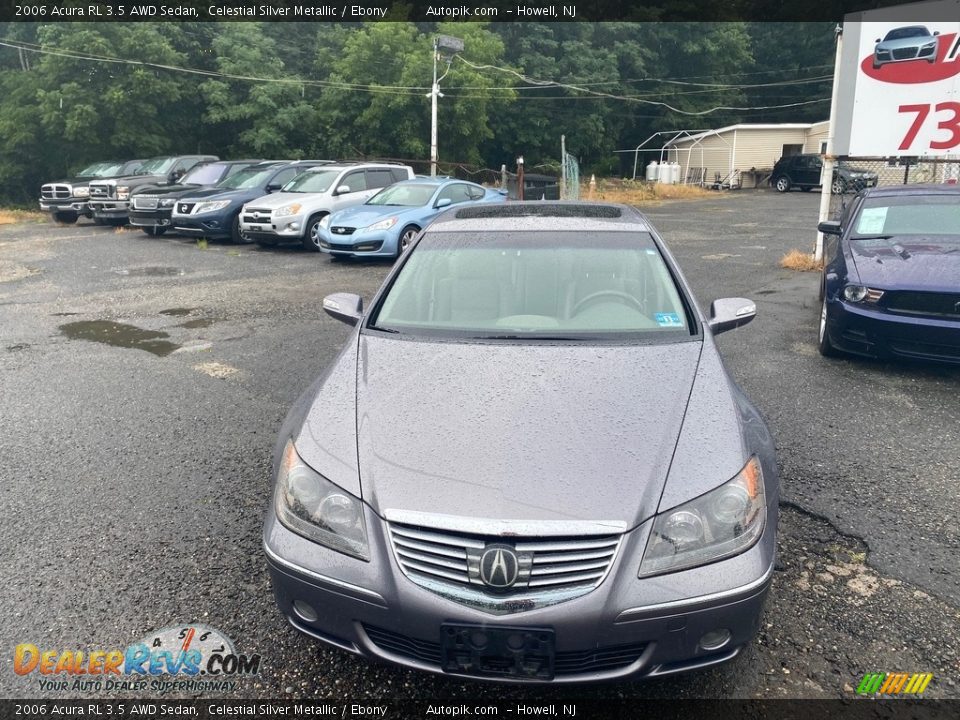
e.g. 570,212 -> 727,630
128,160 -> 262,236
770,154 -> 878,194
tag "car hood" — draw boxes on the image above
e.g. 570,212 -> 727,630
330,205 -> 422,228
243,191 -> 316,209
850,237 -> 960,291
179,188 -> 254,203
132,183 -> 214,198
348,335 -> 703,528
91,174 -> 166,186
878,36 -> 934,50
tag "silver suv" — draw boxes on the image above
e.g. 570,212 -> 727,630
239,162 -> 414,251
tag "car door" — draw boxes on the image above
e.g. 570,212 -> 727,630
800,156 -> 823,186
330,170 -> 371,213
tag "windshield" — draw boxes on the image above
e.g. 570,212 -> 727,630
180,163 -> 227,186
370,231 -> 692,340
884,27 -> 928,41
282,170 -> 340,194
853,195 -> 960,238
78,162 -> 110,176
138,157 -> 177,175
219,166 -> 276,190
368,184 -> 437,207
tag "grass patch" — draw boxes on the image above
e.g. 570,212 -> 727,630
780,249 -> 823,272
0,209 -> 46,225
196,238 -> 208,250
582,178 -> 717,206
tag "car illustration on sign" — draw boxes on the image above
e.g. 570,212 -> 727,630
873,26 -> 939,69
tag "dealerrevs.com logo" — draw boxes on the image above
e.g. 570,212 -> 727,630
14,624 -> 261,694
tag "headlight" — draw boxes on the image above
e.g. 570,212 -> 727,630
921,41 -> 936,50
274,203 -> 302,218
193,200 -> 231,215
74,187 -> 90,198
274,440 -> 368,560
159,198 -> 176,208
363,217 -> 397,232
638,457 -> 765,577
319,215 -> 331,229
843,285 -> 884,303
116,186 -> 129,200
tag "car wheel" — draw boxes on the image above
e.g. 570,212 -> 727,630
53,211 -> 78,224
818,296 -> 838,357
397,225 -> 420,258
230,214 -> 249,245
831,178 -> 847,195
302,213 -> 328,252
774,176 -> 791,193
141,226 -> 166,236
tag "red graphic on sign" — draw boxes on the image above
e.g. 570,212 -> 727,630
862,32 -> 960,83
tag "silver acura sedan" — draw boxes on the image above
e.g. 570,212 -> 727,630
264,202 -> 778,683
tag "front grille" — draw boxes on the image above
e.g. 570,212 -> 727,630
892,47 -> 918,60
133,196 -> 158,210
330,226 -> 356,236
362,625 -> 646,676
41,184 -> 71,200
89,183 -> 113,199
388,523 -> 619,595
885,291 -> 960,319
242,208 -> 272,223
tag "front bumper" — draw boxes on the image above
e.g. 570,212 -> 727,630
40,200 -> 91,215
825,297 -> 960,363
172,213 -> 232,239
88,201 -> 130,218
318,228 -> 394,257
264,503 -> 775,683
240,215 -> 305,243
129,208 -> 173,228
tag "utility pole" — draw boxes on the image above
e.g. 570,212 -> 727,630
429,35 -> 464,178
517,156 -> 525,201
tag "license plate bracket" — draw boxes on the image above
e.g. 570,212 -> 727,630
440,623 -> 555,680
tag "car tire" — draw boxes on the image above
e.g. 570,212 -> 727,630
397,225 -> 420,258
302,213 -> 328,252
831,178 -> 847,195
230,214 -> 249,245
774,176 -> 791,193
818,296 -> 839,357
53,211 -> 78,224
141,226 -> 166,236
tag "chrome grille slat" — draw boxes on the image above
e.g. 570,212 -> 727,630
388,520 -> 621,612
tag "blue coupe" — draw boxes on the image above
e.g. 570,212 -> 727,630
317,177 -> 507,259
817,184 -> 960,363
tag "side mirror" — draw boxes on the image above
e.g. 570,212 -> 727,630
435,198 -> 452,209
875,38 -> 881,43
818,220 -> 842,236
169,169 -> 185,182
335,185 -> 351,195
265,183 -> 282,192
323,292 -> 363,326
934,31 -> 940,36
707,297 -> 756,335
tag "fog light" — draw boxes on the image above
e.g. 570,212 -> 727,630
289,222 -> 300,231
292,600 -> 318,623
699,629 -> 731,651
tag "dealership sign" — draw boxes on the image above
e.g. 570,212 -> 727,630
833,0 -> 960,157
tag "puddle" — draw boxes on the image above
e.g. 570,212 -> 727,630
51,312 -> 80,316
756,289 -> 777,295
59,321 -> 180,357
6,343 -> 29,352
178,318 -> 215,329
111,267 -> 185,277
159,308 -> 195,317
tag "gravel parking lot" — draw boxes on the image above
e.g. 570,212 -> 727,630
1,191 -> 957,700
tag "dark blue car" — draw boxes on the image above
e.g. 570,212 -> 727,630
817,184 -> 960,363
170,160 -> 330,243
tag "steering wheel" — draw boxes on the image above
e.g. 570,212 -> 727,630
572,290 -> 645,316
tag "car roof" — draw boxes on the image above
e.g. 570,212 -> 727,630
429,201 -> 654,233
861,184 -> 960,198
395,177 -> 477,187
303,161 -> 409,173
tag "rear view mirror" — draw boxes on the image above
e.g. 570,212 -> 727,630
323,293 -> 363,326
818,220 -> 842,236
708,297 -> 756,335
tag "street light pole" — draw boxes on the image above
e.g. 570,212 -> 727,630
430,37 -> 439,177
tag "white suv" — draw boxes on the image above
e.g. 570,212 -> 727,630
239,162 -> 414,251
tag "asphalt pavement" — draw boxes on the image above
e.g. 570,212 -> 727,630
0,192 -> 957,700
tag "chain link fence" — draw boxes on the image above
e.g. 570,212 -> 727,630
828,156 -> 960,219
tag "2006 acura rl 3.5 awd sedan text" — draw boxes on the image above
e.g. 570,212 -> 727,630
263,202 -> 778,683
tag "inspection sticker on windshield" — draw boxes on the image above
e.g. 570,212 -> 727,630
655,313 -> 683,327
856,207 -> 888,235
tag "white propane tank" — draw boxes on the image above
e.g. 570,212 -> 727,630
646,160 -> 658,182
671,162 -> 682,184
657,162 -> 670,183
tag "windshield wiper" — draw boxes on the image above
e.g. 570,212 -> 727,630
368,325 -> 401,334
852,235 -> 895,240
469,334 -> 587,341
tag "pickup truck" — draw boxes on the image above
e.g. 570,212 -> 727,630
39,159 -> 145,224
87,155 -> 217,225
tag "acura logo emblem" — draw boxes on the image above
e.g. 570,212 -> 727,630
478,545 -> 520,589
